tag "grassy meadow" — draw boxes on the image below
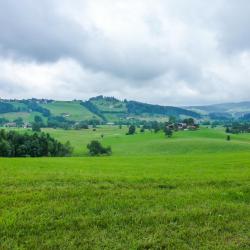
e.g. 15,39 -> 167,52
0,126 -> 250,249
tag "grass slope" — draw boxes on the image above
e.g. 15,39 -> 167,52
41,126 -> 250,156
41,101 -> 97,121
0,112 -> 47,123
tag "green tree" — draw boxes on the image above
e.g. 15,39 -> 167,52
14,117 -> 24,127
87,140 -> 111,156
0,140 -> 11,156
127,125 -> 136,135
34,115 -> 43,124
164,127 -> 173,138
32,123 -> 41,132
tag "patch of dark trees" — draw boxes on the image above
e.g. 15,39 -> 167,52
80,101 -> 107,122
20,100 -> 51,117
126,101 -> 201,118
0,130 -> 72,157
0,102 -> 18,114
225,122 -> 250,134
87,140 -> 111,156
126,118 -> 198,137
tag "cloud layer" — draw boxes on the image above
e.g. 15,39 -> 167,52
0,0 -> 250,105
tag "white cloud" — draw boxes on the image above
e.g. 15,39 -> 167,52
0,0 -> 250,105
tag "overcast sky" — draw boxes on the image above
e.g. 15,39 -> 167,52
0,0 -> 250,105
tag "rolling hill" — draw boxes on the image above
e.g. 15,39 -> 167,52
186,101 -> 250,119
0,96 -> 200,124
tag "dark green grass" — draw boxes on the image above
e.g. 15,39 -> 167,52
0,127 -> 250,249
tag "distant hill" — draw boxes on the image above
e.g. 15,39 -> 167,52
0,96 -> 200,124
186,101 -> 250,119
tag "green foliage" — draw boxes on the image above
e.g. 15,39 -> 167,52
0,129 -> 72,157
32,122 -> 41,132
127,125 -> 136,135
0,118 -> 9,126
164,127 -> 173,138
81,101 -> 107,122
127,101 -> 200,118
183,118 -> 195,126
0,102 -> 17,113
87,140 -> 111,156
74,121 -> 89,130
20,99 -> 51,117
226,122 -> 250,134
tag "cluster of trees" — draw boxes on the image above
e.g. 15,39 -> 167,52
225,122 -> 250,134
0,102 -> 17,114
87,140 -> 111,156
20,100 -> 51,117
81,101 -> 107,122
0,118 -> 9,126
126,118 -> 198,137
47,116 -> 74,129
209,112 -> 233,121
126,101 -> 200,118
0,130 -> 73,157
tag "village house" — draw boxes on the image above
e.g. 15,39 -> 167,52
4,122 -> 17,128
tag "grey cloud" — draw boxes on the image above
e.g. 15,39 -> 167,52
0,0 -> 250,105
0,0 -> 199,82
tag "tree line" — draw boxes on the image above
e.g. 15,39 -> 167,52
0,130 -> 72,157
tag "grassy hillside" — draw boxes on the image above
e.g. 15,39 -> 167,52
0,111 -> 47,123
41,101 -> 98,121
88,96 -> 201,122
187,101 -> 250,118
0,127 -> 250,249
40,126 -> 250,156
0,97 -> 201,124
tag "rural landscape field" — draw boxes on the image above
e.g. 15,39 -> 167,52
1,124 -> 250,249
1,0 -> 250,249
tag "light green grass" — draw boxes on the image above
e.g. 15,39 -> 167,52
0,153 -> 250,249
0,112 -> 46,123
0,127 -> 250,249
41,101 -> 97,121
41,126 -> 250,156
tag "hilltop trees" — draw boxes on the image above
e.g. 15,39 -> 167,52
0,129 -> 73,157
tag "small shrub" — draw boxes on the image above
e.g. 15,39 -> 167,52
126,125 -> 136,135
87,140 -> 112,156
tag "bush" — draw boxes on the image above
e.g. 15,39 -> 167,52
126,125 -> 136,135
87,140 -> 111,156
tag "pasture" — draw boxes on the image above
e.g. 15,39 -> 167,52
0,126 -> 250,249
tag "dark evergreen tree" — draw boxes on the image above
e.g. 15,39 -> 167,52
127,125 -> 136,135
87,140 -> 111,156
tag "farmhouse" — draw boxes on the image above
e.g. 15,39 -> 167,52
4,122 -> 17,128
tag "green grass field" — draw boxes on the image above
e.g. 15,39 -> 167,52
0,127 -> 250,249
41,101 -> 97,121
0,112 -> 46,123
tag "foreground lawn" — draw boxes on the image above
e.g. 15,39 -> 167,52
0,153 -> 250,249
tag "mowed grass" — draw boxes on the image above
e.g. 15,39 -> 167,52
0,127 -> 250,249
43,126 -> 250,156
41,101 -> 96,121
0,112 -> 46,123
